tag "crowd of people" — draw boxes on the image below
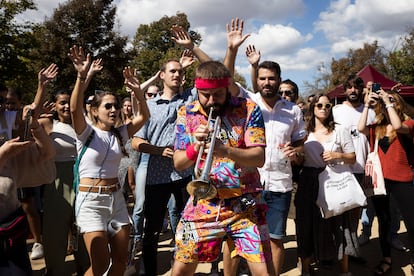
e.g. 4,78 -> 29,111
1,17 -> 414,276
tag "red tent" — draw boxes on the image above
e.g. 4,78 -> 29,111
327,65 -> 414,101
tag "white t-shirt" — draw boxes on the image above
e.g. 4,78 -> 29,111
303,125 -> 355,168
50,120 -> 77,162
239,85 -> 307,192
333,103 -> 376,173
76,123 -> 128,179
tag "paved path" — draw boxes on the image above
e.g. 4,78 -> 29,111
31,218 -> 412,275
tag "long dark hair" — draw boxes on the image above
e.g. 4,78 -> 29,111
305,93 -> 335,133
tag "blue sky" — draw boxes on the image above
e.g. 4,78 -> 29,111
23,0 -> 414,96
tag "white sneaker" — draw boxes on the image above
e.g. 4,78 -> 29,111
30,242 -> 44,260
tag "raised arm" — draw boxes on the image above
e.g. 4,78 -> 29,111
245,44 -> 260,93
123,67 -> 150,137
223,18 -> 250,76
140,70 -> 161,92
358,91 -> 379,135
68,45 -> 92,135
179,49 -> 196,70
171,25 -> 211,63
378,90 -> 410,134
32,64 -> 59,119
86,58 -> 103,84
223,18 -> 250,97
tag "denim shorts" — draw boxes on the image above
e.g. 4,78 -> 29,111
75,189 -> 129,236
261,190 -> 292,240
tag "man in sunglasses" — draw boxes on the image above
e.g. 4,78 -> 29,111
279,79 -> 299,103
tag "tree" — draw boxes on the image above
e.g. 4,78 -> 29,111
0,0 -> 37,95
131,12 -> 201,89
330,41 -> 388,87
387,28 -> 414,85
303,62 -> 331,96
31,0 -> 131,95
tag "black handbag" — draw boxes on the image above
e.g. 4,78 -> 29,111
0,207 -> 29,256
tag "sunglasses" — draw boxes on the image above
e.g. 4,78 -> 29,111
103,103 -> 120,110
279,90 -> 294,96
316,103 -> 332,109
146,92 -> 157,98
85,99 -> 93,105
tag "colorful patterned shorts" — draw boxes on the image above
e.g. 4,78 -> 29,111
174,193 -> 271,263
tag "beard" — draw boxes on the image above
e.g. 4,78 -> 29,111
259,85 -> 279,99
347,92 -> 362,103
202,93 -> 229,118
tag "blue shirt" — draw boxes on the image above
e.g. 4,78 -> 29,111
135,88 -> 197,185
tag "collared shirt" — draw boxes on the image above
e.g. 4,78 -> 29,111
135,88 -> 196,185
174,97 -> 266,199
239,86 -> 307,192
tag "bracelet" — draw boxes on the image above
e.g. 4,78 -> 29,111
185,144 -> 198,162
385,103 -> 394,109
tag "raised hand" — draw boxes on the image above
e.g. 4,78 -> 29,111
123,66 -> 143,95
38,63 -> 58,87
171,25 -> 194,49
226,18 -> 250,50
39,101 -> 56,119
180,49 -> 196,69
246,44 -> 261,66
87,58 -> 103,78
68,45 -> 91,77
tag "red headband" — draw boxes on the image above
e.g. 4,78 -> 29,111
195,78 -> 230,89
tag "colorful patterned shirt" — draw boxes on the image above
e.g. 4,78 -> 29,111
174,96 -> 266,199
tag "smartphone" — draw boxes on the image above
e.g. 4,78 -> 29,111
372,83 -> 381,93
21,109 -> 33,142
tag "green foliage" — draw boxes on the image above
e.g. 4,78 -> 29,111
387,29 -> 414,85
0,0 -> 37,100
131,12 -> 201,89
234,72 -> 247,89
31,0 -> 131,98
330,41 -> 388,87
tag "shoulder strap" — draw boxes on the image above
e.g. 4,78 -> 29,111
73,130 -> 95,193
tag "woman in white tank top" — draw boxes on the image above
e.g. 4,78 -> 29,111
68,46 -> 150,276
39,89 -> 90,275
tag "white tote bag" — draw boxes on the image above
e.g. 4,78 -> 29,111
317,164 -> 367,219
364,139 -> 386,197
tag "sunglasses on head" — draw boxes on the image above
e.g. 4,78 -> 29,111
103,103 -> 120,110
279,90 -> 293,96
316,103 -> 332,109
85,99 -> 93,105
